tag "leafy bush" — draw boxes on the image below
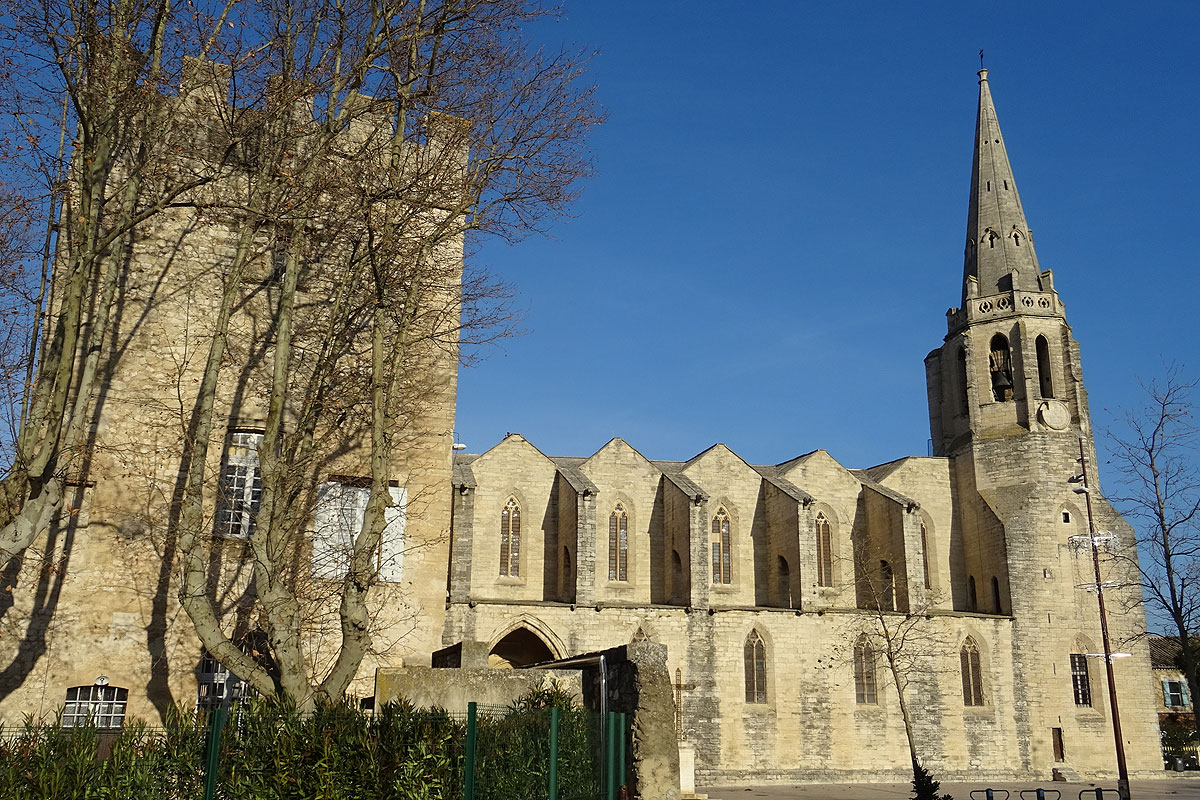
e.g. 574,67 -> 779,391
0,688 -> 600,800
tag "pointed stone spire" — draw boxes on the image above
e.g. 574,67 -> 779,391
962,69 -> 1041,306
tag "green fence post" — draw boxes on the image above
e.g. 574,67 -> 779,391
464,702 -> 478,800
202,706 -> 228,800
606,712 -> 617,800
617,712 -> 627,796
548,706 -> 559,800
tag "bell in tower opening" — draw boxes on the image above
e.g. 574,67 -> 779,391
989,334 -> 1013,401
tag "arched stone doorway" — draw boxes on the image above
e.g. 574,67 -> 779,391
488,627 -> 555,669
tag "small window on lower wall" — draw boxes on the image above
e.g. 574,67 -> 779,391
62,684 -> 128,729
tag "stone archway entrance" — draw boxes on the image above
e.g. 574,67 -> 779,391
488,627 -> 555,669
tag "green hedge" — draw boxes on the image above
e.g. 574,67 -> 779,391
0,688 -> 600,800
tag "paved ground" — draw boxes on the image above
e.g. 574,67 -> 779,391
701,776 -> 1200,800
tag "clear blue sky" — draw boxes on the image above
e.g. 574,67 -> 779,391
457,1 -> 1200,477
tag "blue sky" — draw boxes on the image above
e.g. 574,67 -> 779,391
457,1 -> 1200,477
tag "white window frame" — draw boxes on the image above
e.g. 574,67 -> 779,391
196,651 -> 250,712
1165,679 -> 1190,708
217,431 -> 263,538
62,684 -> 128,729
312,481 -> 406,582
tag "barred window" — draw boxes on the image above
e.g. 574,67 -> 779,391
854,637 -> 877,704
62,684 -> 128,729
608,504 -> 629,581
816,513 -> 833,587
711,508 -> 732,584
960,637 -> 984,706
499,498 -> 521,577
197,650 -> 250,712
217,431 -> 263,538
744,630 -> 766,704
1070,653 -> 1092,707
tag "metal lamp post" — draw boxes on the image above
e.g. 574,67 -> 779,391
1072,436 -> 1131,800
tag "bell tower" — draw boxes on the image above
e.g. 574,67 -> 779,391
923,69 -> 1159,778
926,68 -> 1089,456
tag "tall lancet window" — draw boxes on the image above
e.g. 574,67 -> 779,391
988,334 -> 1014,402
711,508 -> 732,584
816,513 -> 833,587
744,630 -> 767,704
608,504 -> 629,582
854,636 -> 877,704
499,497 -> 521,577
1036,335 -> 1054,398
961,637 -> 984,706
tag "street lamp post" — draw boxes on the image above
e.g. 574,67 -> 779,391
1073,436 -> 1131,800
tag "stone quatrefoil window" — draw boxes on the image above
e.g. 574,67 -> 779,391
815,513 -> 833,587
608,504 -> 629,582
711,508 -> 732,584
854,637 -> 877,704
961,637 -> 984,706
499,497 -> 521,577
744,630 -> 767,704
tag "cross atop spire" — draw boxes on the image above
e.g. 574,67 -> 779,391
962,68 -> 1041,306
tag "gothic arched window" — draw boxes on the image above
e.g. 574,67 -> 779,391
961,637 -> 984,706
608,504 -> 629,582
711,508 -> 732,585
957,346 -> 970,415
991,576 -> 1002,614
1036,335 -> 1054,398
499,497 -> 521,577
777,556 -> 792,609
968,575 -> 978,611
920,522 -> 932,589
744,630 -> 767,704
879,560 -> 895,612
816,513 -> 833,587
854,637 -> 877,704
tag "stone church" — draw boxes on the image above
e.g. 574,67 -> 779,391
0,68 -> 1162,785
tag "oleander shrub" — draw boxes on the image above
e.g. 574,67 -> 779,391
0,687 -> 601,800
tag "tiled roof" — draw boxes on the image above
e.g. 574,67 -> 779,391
1150,635 -> 1186,670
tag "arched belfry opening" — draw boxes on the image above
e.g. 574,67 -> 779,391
1036,335 -> 1054,398
988,334 -> 1014,402
488,627 -> 556,669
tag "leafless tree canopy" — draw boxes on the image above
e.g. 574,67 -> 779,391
1107,366 -> 1200,730
0,0 -> 601,705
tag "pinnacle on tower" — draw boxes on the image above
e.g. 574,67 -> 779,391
962,69 -> 1042,305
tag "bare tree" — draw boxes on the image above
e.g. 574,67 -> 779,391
846,540 -> 952,794
1106,366 -> 1200,734
0,0 -> 600,708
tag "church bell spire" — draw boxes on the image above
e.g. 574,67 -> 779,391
963,69 -> 1041,306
